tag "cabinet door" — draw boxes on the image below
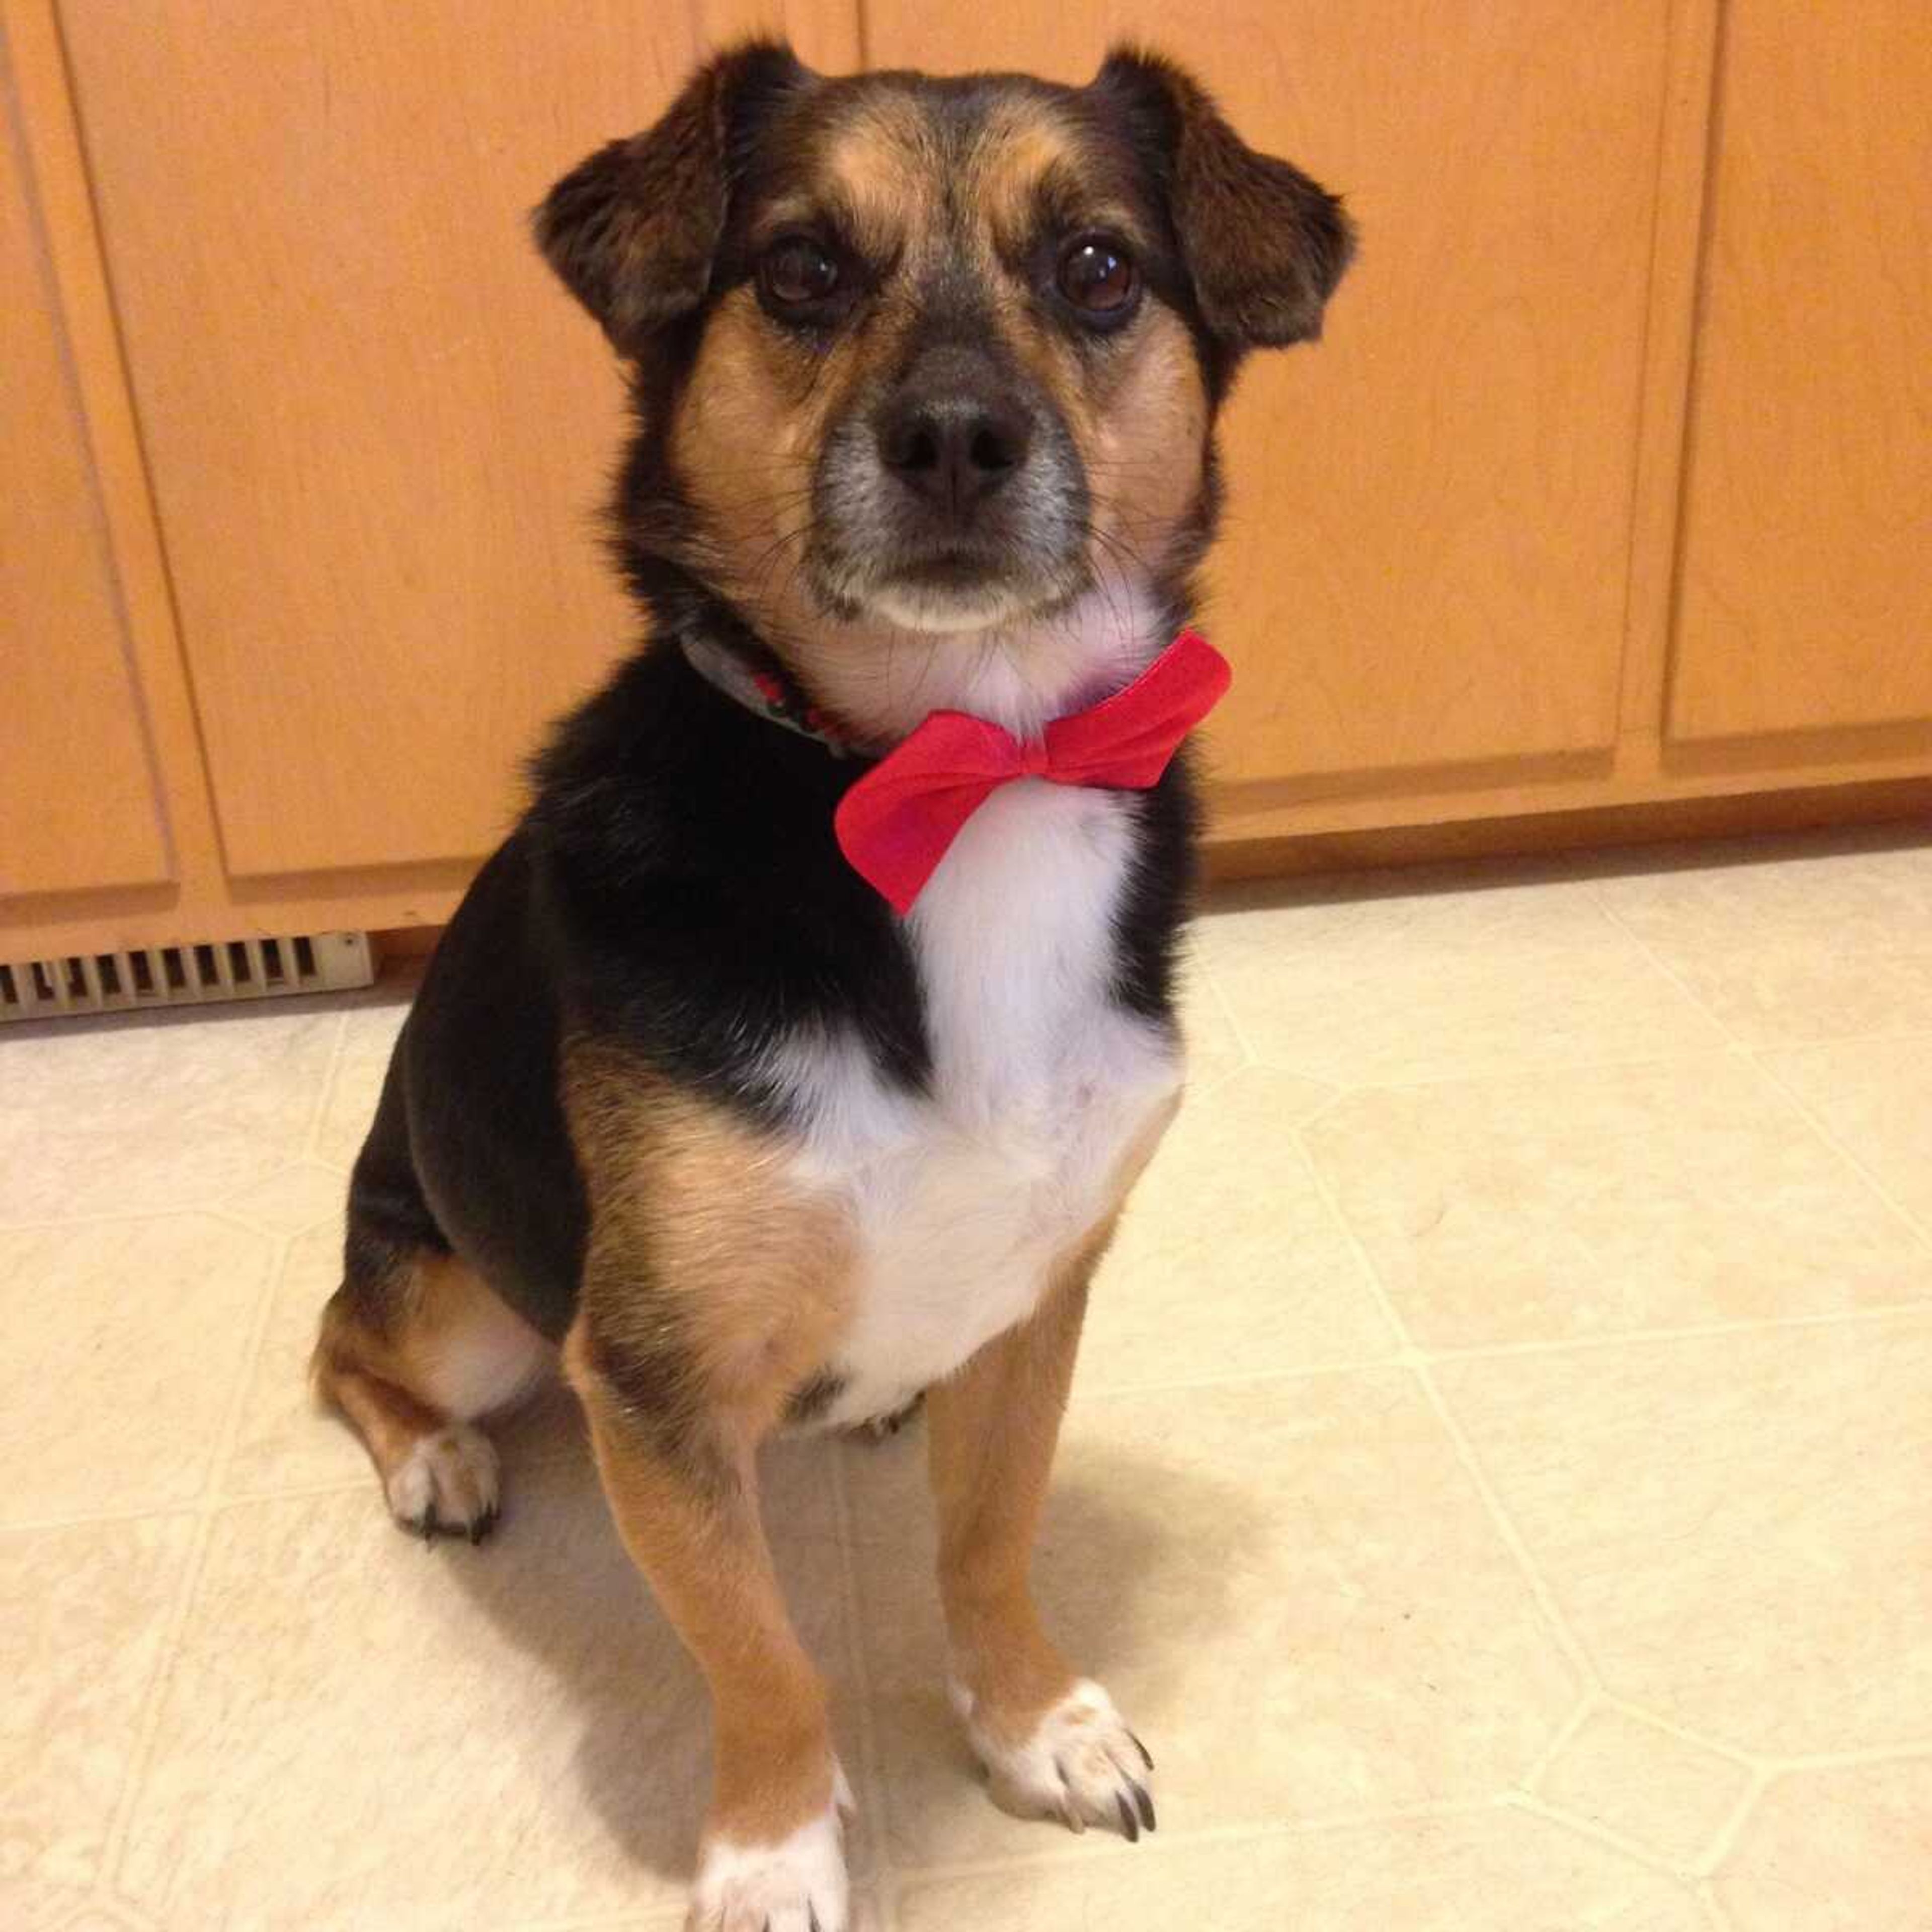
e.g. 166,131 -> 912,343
864,3 -> 1671,792
1669,1 -> 1932,743
0,30 -> 172,900
57,2 -> 696,878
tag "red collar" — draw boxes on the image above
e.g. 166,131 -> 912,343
679,629 -> 859,757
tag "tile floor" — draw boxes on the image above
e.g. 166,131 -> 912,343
3,825 -> 1930,1932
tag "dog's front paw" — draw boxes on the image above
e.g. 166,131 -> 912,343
951,1676 -> 1156,1841
688,1770 -> 853,1932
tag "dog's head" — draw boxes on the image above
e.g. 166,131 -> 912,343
537,42 -> 1351,734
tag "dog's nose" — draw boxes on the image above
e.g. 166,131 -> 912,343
875,389 -> 1033,513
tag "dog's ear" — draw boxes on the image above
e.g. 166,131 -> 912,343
534,39 -> 811,355
1094,47 -> 1354,349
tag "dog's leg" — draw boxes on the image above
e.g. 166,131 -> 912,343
570,1329 -> 850,1932
314,1243 -> 549,1542
927,1231 -> 1157,1841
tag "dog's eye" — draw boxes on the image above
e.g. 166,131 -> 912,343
1057,236 -> 1138,320
759,236 -> 841,311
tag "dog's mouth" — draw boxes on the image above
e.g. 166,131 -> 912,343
896,547 -> 1001,590
819,544 -> 1087,635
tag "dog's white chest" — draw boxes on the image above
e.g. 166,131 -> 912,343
777,780 -> 1180,1427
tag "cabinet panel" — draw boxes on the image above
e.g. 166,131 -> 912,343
865,3 -> 1670,787
1669,1 -> 1932,743
0,32 -> 171,899
58,1 -> 695,877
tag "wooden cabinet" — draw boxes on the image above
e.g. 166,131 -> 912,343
58,3 -> 646,875
2,0 -> 1927,963
0,60 -> 171,897
1669,0 -> 1932,746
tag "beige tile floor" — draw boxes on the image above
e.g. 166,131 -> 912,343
4,825 -> 1930,1932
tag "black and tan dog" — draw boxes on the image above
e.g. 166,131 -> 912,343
314,40 -> 1349,1931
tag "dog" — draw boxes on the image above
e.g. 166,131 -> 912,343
313,40 -> 1350,1932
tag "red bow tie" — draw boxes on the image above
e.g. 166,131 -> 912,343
834,629 -> 1231,915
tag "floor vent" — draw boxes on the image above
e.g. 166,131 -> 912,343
0,931 -> 375,1023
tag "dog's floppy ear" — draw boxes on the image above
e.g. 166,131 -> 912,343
534,39 -> 811,355
1094,47 -> 1354,348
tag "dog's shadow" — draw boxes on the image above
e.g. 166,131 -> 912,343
440,1385 -> 1254,1886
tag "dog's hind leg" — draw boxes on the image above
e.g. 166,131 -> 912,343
313,1243 -> 548,1542
312,1058 -> 550,1541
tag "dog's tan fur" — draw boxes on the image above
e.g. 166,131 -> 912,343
562,1044 -> 857,1430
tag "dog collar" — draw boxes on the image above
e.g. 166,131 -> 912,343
678,629 -> 857,759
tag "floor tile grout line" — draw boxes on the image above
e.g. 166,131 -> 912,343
0,1196 -> 336,1243
1695,1877 -> 1739,1930
1239,1022 -> 1932,1106
95,1505 -> 219,1899
1279,1131 -> 1411,1358
1690,1765 -> 1771,1880
1746,1047 -> 1932,1256
1594,1694 -> 1760,1775
1287,1133 -> 1604,1696
0,1202 -> 272,1235
1248,1040 -> 1748,1106
1515,1691 -> 1599,1795
1405,1362 -> 1602,1693
1095,1225 -> 1927,1385
1586,888 -> 1761,1054
887,1794 -> 1506,1889
1199,963 -> 1258,1066
0,1497 -> 213,1540
299,1001 -> 355,1162
195,1221 -> 298,1508
1416,1297 -> 1932,1365
1770,1737 -> 1932,1773
1502,1789 -> 1694,1886
827,1437 -> 896,1891
1071,1349 -> 1412,1405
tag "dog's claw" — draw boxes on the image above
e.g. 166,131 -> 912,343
1130,1779 -> 1156,1832
420,1504 -> 438,1545
1129,1729 -> 1154,1772
1116,1793 -> 1140,1842
1052,1756 -> 1088,1833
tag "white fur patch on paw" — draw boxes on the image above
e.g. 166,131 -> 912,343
383,1424 -> 501,1542
688,1773 -> 852,1932
951,1676 -> 1157,1840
